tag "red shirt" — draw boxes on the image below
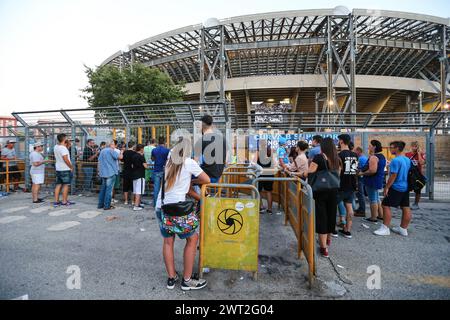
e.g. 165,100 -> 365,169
405,152 -> 426,174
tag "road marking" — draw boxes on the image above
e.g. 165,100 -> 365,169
47,221 -> 81,231
77,211 -> 102,219
30,206 -> 51,214
409,275 -> 450,288
0,216 -> 27,224
11,294 -> 29,300
1,206 -> 30,214
48,209 -> 78,217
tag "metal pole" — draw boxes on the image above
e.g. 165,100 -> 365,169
220,25 -> 226,102
70,125 -> 76,195
315,92 -> 320,132
125,125 -> 130,145
362,131 -> 369,155
200,29 -> 206,102
426,130 -> 435,200
43,132 -> 48,158
406,95 -> 412,124
349,14 -> 357,128
24,127 -> 31,192
440,25 -> 447,111
326,16 -> 333,125
419,90 -> 423,130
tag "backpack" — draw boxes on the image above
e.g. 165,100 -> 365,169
407,160 -> 426,192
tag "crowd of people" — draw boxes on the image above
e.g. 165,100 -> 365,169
28,115 -> 222,291
274,135 -> 426,258
4,114 -> 427,289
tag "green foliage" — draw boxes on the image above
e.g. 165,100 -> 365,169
81,63 -> 185,107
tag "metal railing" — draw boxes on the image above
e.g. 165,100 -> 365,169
248,173 -> 316,287
0,159 -> 26,192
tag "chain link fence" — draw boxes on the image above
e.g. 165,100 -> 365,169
1,105 -> 449,201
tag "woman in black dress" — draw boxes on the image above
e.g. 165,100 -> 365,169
302,137 -> 341,258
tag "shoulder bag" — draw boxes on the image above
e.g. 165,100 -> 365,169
309,154 -> 340,192
160,172 -> 199,235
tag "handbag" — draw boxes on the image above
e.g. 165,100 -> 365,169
309,154 -> 340,192
160,172 -> 199,235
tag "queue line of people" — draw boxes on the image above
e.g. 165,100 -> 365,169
23,123 -> 427,287
275,135 -> 425,258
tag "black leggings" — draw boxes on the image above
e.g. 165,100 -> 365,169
313,189 -> 338,235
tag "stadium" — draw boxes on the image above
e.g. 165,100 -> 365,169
101,7 -> 450,121
2,4 -> 450,302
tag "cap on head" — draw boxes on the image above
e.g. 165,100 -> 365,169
34,142 -> 43,148
6,139 -> 16,144
278,137 -> 287,146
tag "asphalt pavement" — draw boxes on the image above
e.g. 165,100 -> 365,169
0,191 -> 449,300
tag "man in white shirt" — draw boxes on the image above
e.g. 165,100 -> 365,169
1,139 -> 20,191
53,133 -> 74,207
111,139 -> 122,203
30,141 -> 49,203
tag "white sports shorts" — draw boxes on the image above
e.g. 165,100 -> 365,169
31,173 -> 45,185
133,178 -> 145,195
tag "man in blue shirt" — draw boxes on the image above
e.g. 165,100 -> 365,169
276,137 -> 289,169
308,135 -> 322,164
354,146 -> 368,216
151,136 -> 170,207
374,141 -> 411,237
97,141 -> 123,210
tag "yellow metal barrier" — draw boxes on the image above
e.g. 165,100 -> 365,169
299,180 -> 316,288
219,171 -> 257,197
252,173 -> 316,288
199,183 -> 260,280
138,127 -> 143,144
0,159 -> 26,192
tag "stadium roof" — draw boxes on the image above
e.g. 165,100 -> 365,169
101,8 -> 450,84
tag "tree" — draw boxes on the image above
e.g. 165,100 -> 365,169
81,63 -> 185,108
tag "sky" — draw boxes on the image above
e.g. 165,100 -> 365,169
0,0 -> 449,116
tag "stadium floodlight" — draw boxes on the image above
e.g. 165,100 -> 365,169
203,17 -> 220,28
121,45 -> 130,54
333,6 -> 351,16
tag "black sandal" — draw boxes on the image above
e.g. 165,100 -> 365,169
364,217 -> 378,223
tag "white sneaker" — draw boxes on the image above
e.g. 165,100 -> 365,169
124,202 -> 128,205
373,225 -> 390,236
133,206 -> 143,211
391,226 -> 408,236
411,203 -> 420,211
112,199 -> 118,203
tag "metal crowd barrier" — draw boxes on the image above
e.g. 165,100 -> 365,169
0,151 -> 161,202
204,170 -> 316,287
252,173 -> 316,287
0,159 -> 26,192
223,163 -> 257,173
219,171 -> 257,197
199,183 -> 260,280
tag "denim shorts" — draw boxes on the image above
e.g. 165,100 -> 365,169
56,170 -> 72,185
365,186 -> 381,204
155,209 -> 197,239
337,190 -> 355,204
